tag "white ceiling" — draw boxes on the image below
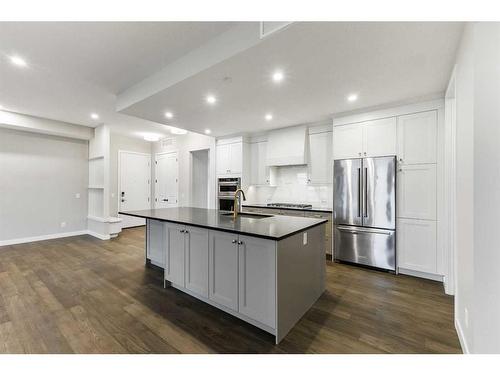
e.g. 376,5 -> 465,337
0,22 -> 463,139
0,22 -> 236,137
121,22 -> 464,137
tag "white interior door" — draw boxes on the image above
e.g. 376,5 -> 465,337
119,151 -> 151,228
156,152 -> 178,208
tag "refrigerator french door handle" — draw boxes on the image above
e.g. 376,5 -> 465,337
364,167 -> 368,218
357,167 -> 361,218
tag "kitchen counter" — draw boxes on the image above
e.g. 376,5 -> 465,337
242,203 -> 333,213
120,207 -> 326,344
119,207 -> 327,241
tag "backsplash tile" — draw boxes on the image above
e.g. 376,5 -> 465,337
246,165 -> 332,208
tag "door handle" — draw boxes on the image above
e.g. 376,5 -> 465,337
364,167 -> 368,218
357,167 -> 361,217
121,199 -> 126,203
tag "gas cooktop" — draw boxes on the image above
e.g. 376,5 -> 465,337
266,203 -> 313,209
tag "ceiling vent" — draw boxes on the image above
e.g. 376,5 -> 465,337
260,22 -> 292,39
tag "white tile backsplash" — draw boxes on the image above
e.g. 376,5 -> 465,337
245,165 -> 332,208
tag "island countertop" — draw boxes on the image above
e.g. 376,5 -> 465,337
119,207 -> 327,241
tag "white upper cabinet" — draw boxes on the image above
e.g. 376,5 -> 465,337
229,142 -> 243,174
333,118 -> 396,159
363,118 -> 397,157
397,218 -> 437,274
333,124 -> 363,159
216,143 -> 231,175
250,141 -> 270,185
216,139 -> 243,176
308,132 -> 332,184
397,111 -> 437,164
397,164 -> 437,220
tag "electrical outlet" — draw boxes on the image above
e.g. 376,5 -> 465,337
60,222 -> 66,228
111,193 -> 115,198
465,308 -> 469,328
75,193 -> 80,199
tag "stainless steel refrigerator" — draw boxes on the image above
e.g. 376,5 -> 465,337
333,156 -> 396,271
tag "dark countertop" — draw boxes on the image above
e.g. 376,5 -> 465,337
242,203 -> 333,213
119,207 -> 327,241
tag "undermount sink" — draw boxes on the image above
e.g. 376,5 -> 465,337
221,212 -> 273,219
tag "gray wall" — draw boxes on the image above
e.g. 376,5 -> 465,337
0,128 -> 88,242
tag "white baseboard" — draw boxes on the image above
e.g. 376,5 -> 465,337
86,231 -> 111,240
455,317 -> 470,354
0,230 -> 88,247
398,267 -> 444,282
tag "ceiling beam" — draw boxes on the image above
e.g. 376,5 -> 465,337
116,22 -> 263,112
0,110 -> 93,140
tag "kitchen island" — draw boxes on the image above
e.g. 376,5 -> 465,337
119,207 -> 327,344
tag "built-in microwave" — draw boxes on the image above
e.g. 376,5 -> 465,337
217,177 -> 241,197
218,177 -> 240,212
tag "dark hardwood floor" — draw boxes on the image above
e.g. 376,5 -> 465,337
0,227 -> 461,354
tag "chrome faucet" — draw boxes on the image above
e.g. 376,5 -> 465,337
233,188 -> 246,219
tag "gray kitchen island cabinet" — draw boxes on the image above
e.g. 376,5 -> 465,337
120,207 -> 327,344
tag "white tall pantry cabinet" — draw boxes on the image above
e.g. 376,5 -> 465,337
333,102 -> 444,281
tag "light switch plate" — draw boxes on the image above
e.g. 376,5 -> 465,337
75,193 -> 80,199
303,232 -> 308,245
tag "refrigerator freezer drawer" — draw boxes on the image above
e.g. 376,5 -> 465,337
334,226 -> 395,271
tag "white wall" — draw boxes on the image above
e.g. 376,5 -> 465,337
471,22 -> 500,353
0,128 -> 88,243
109,132 -> 152,217
453,22 -> 475,353
153,132 -> 216,208
452,22 -> 500,354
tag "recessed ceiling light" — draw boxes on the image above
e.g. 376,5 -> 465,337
90,113 -> 99,120
10,55 -> 27,67
144,134 -> 161,142
272,70 -> 284,83
204,129 -> 211,135
206,95 -> 217,105
347,94 -> 358,102
265,113 -> 273,121
165,111 -> 173,119
170,127 -> 188,135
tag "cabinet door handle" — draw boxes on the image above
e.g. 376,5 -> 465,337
180,229 -> 185,233
184,230 -> 189,234
232,239 -> 237,244
237,240 -> 243,245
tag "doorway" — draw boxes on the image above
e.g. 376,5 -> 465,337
118,151 -> 151,228
191,149 -> 210,208
155,151 -> 179,208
